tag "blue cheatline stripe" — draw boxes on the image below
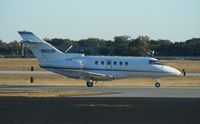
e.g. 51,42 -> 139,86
40,66 -> 166,74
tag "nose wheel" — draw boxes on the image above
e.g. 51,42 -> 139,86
155,82 -> 160,88
155,78 -> 160,88
87,81 -> 93,87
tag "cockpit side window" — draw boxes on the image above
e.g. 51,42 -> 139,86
149,60 -> 160,65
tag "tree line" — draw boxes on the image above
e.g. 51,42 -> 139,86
0,36 -> 200,56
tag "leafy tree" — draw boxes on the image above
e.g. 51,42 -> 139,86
7,41 -> 21,55
78,38 -> 101,47
149,39 -> 172,56
45,38 -> 76,52
0,40 -> 8,54
113,36 -> 131,56
127,36 -> 149,56
185,38 -> 200,56
1,35 -> 200,57
99,47 -> 110,55
83,48 -> 93,55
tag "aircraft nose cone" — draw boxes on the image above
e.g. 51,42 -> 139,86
173,69 -> 182,76
163,66 -> 182,76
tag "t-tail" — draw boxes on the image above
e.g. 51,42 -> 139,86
18,31 -> 65,65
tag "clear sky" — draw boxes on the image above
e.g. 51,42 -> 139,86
0,0 -> 200,42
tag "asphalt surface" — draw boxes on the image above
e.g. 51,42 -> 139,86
1,86 -> 200,123
1,71 -> 200,124
0,97 -> 200,124
1,85 -> 200,98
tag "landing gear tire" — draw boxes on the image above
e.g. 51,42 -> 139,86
155,82 -> 160,88
87,81 -> 93,87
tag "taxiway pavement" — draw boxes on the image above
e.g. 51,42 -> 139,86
0,97 -> 200,124
1,85 -> 200,124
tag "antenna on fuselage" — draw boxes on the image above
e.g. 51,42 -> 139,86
146,49 -> 155,57
65,45 -> 73,53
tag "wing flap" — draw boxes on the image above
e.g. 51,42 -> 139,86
80,71 -> 114,81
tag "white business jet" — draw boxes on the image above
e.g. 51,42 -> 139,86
18,31 -> 181,87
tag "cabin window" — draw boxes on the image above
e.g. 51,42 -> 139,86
95,61 -> 98,65
113,61 -> 117,65
101,61 -> 104,65
120,61 -> 123,66
125,62 -> 128,66
107,61 -> 111,65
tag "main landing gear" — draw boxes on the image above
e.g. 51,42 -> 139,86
86,80 -> 93,87
155,78 -> 160,88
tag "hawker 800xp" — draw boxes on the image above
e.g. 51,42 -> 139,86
18,31 -> 181,87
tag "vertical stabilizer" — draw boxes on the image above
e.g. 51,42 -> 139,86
18,31 -> 65,65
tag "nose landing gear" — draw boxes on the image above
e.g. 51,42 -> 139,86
86,80 -> 93,87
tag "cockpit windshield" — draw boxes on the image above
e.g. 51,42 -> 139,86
149,60 -> 160,65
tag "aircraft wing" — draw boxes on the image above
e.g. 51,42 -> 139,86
80,71 -> 115,81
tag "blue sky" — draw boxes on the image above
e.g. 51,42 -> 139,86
0,0 -> 200,42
